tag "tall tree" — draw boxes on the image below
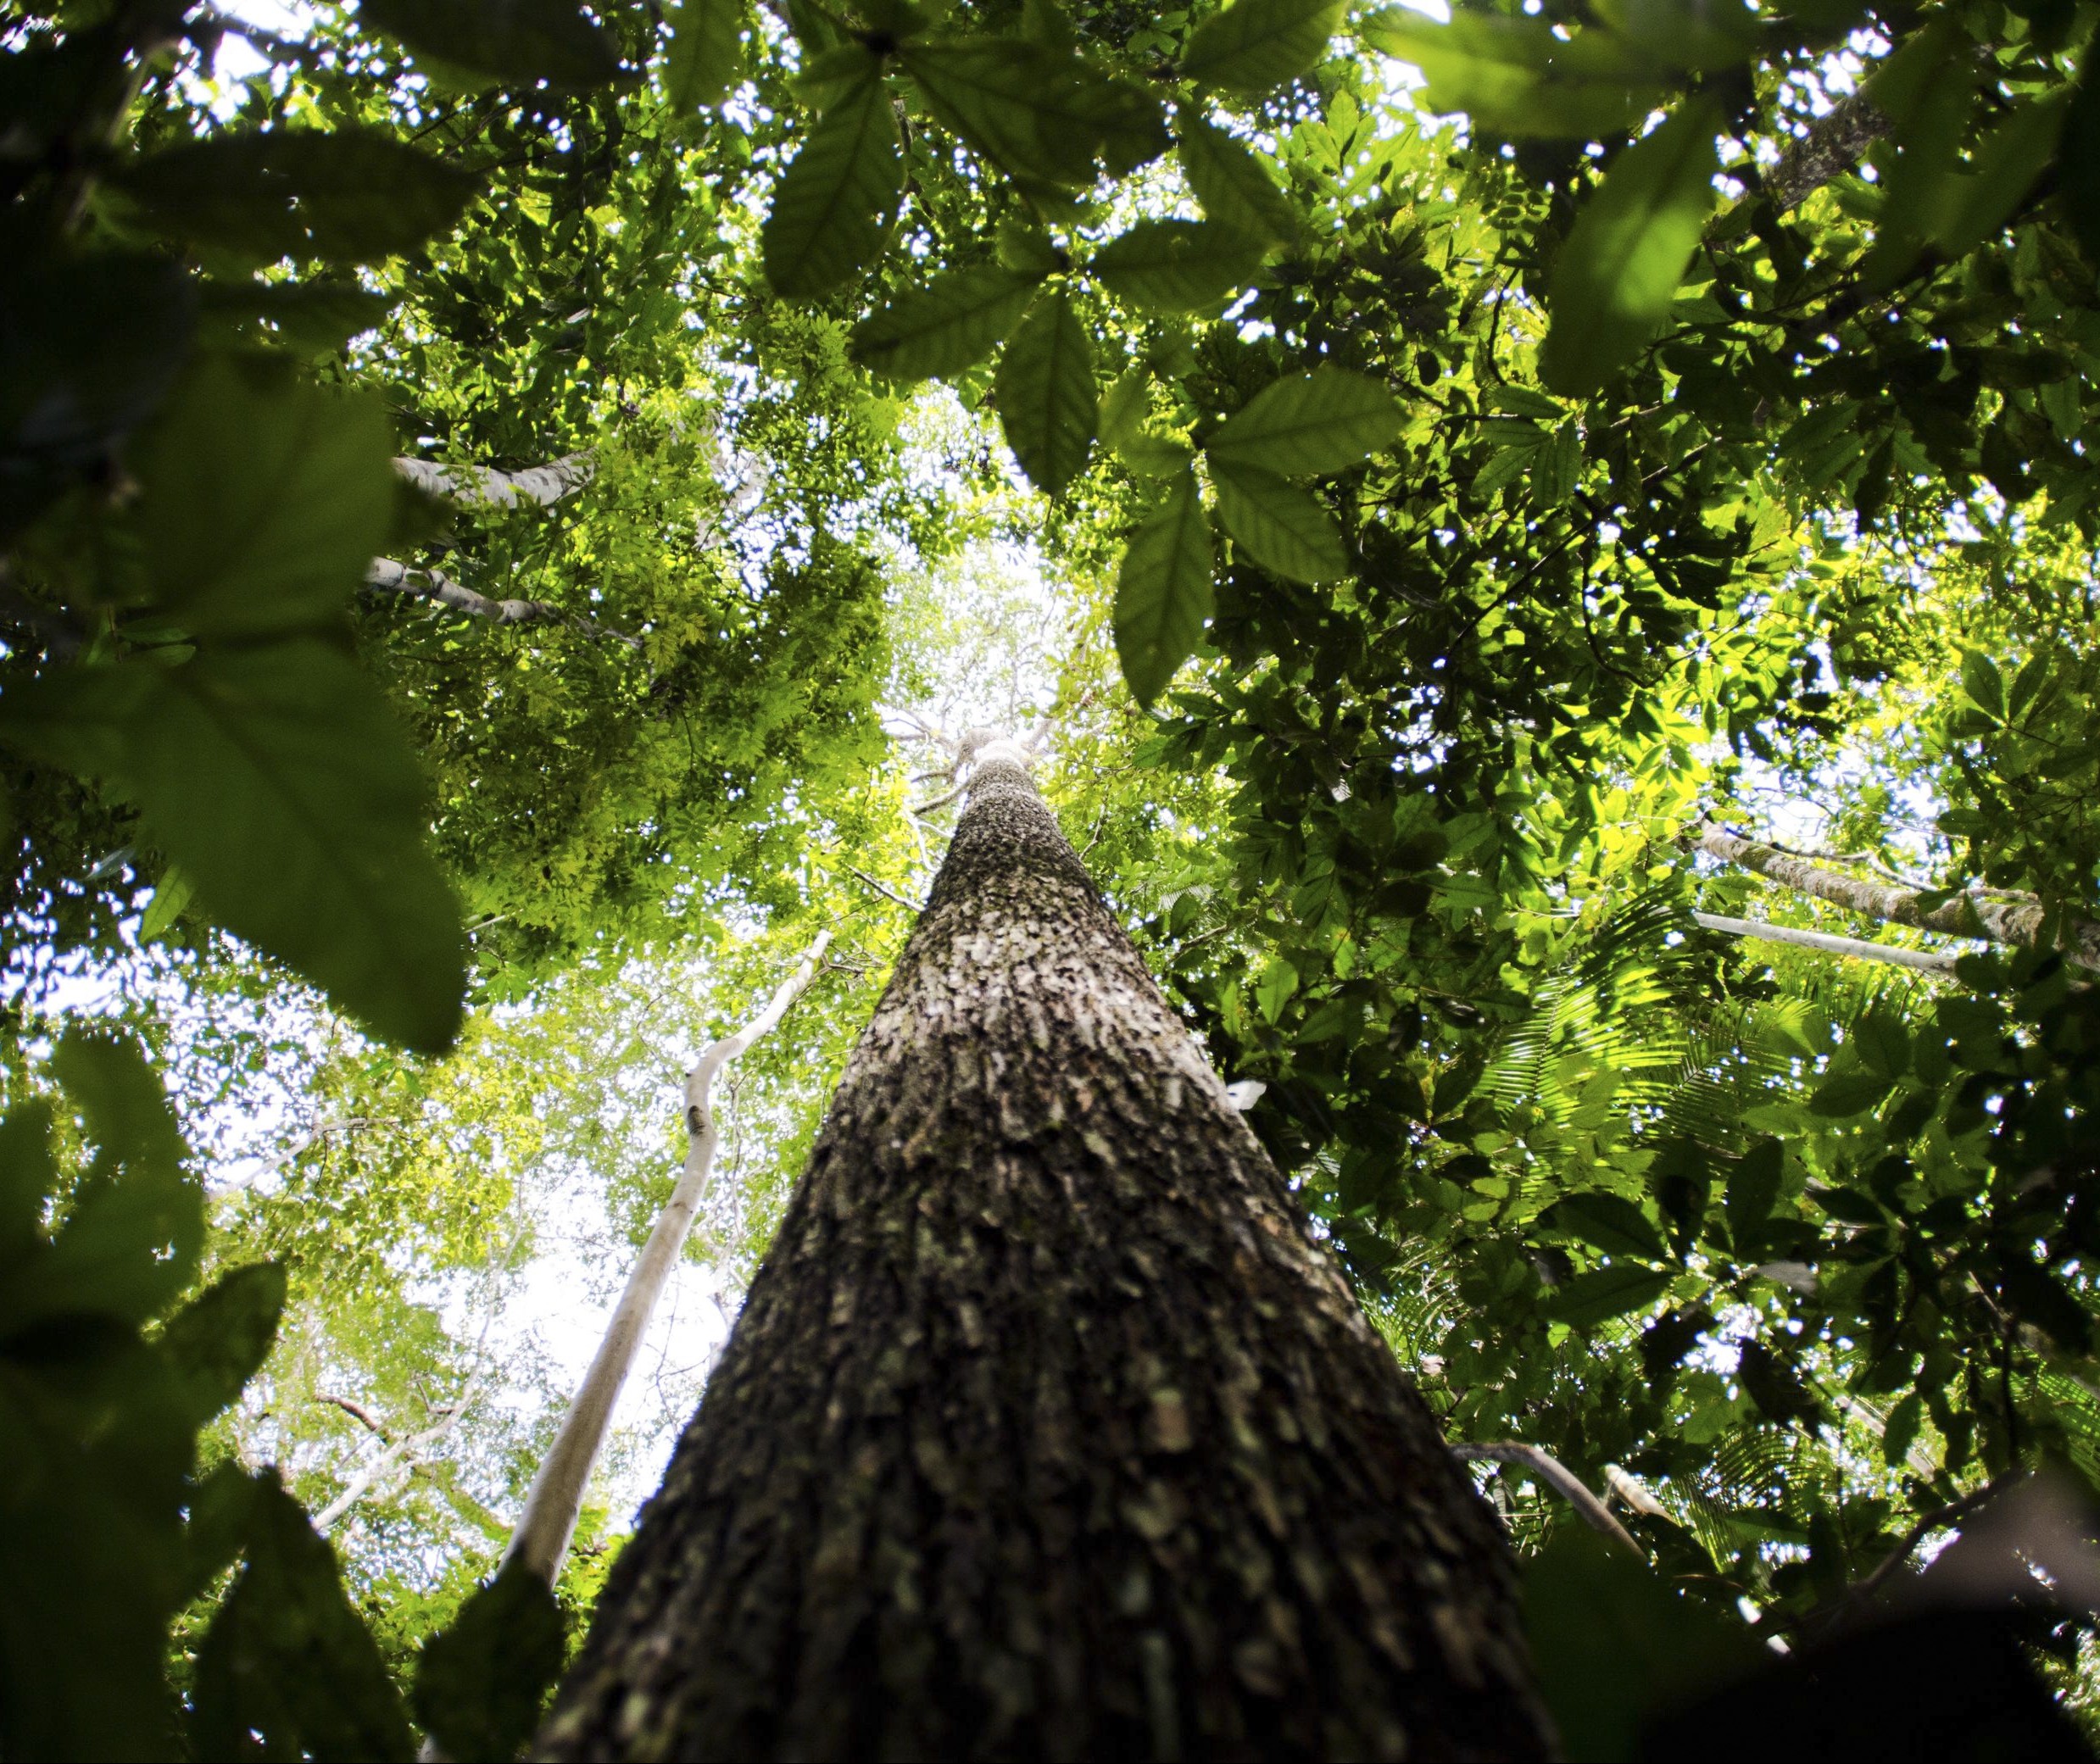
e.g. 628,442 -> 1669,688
538,739 -> 1549,1760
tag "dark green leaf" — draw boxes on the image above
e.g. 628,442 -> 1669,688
1524,1529 -> 1763,1761
357,0 -> 622,86
1179,0 -> 1345,98
131,356 -> 396,636
113,128 -> 481,264
1211,461 -> 1345,582
1204,366 -> 1401,476
158,1263 -> 287,1427
1808,1070 -> 1892,1117
761,70 -> 902,300
2064,58 -> 2100,270
1852,1008 -> 1911,1080
1359,8 -> 1669,139
0,1102 -> 59,1266
898,39 -> 1107,189
1737,1338 -> 1819,1423
1724,1138 -> 1784,1244
1090,219 -> 1268,314
666,0 -> 745,109
414,1561 -> 565,1761
1539,98 -> 1721,398
1114,469 -> 1214,706
1959,649 -> 2006,719
1547,1193 -> 1670,1263
192,1476 -> 414,1762
1996,1253 -> 2092,1351
1538,1263 -> 1673,1329
1178,114 -> 1298,245
849,265 -> 1044,381
199,281 -> 394,356
1935,90 -> 2069,259
993,287 -> 1097,495
0,644 -> 465,1053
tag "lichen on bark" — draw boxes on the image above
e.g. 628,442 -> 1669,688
537,749 -> 1551,1761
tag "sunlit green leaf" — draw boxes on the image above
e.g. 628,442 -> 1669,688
994,287 -> 1097,495
1114,469 -> 1213,704
761,70 -> 901,300
1538,98 -> 1721,398
1204,366 -> 1401,476
1091,219 -> 1268,314
849,265 -> 1044,381
1180,0 -> 1345,97
1211,461 -> 1345,582
1178,114 -> 1298,245
666,0 -> 746,109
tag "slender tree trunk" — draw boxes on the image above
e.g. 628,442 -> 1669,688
1698,826 -> 2100,971
538,743 -> 1550,1761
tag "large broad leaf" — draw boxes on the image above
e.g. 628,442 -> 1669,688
157,1264 -> 287,1429
1178,115 -> 1298,245
1538,1263 -> 1674,1329
198,281 -> 393,357
849,265 -> 1044,381
666,0 -> 745,109
1090,219 -> 1268,314
1203,366 -> 1401,476
1546,1192 -> 1671,1263
994,287 -> 1097,495
1211,461 -> 1345,582
1359,8 -> 1668,140
112,128 -> 481,264
1113,469 -> 1214,705
132,356 -> 396,636
899,39 -> 1109,189
414,1562 -> 566,1761
2064,58 -> 2100,271
1179,0 -> 1345,97
357,0 -> 622,86
192,1476 -> 415,1763
1538,98 -> 1721,398
761,70 -> 902,300
0,645 -> 465,1053
1933,90 -> 2069,260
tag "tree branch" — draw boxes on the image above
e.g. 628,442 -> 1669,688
1451,1440 -> 1646,1557
393,451 -> 594,509
1697,826 -> 2100,971
1693,911 -> 1960,976
500,930 -> 834,1586
363,558 -> 642,652
1767,90 -> 1891,214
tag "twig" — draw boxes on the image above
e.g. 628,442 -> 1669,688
844,865 -> 923,915
1452,1440 -> 1646,1557
1792,1477 -> 2012,1637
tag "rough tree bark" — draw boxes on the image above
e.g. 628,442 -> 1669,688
537,742 -> 1551,1761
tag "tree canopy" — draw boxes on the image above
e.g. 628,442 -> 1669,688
5,0 -> 2100,1751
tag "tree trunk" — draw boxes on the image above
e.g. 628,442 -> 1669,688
537,743 -> 1551,1761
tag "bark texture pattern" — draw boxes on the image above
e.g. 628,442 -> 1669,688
539,755 -> 1550,1761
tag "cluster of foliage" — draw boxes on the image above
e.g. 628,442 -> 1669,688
6,0 -> 2100,1752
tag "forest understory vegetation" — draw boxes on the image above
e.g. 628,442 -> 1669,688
6,0 -> 2100,1756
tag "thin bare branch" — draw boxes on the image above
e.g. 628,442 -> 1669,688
1452,1441 -> 1646,1557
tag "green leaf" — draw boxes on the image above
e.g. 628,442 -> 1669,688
1,1031 -> 203,1333
113,128 -> 481,264
192,1476 -> 415,1763
158,1263 -> 287,1427
139,866 -> 195,943
1808,1069 -> 1892,1117
849,265 -> 1044,381
1113,469 -> 1214,705
1203,366 -> 1401,476
1539,98 -> 1722,398
1090,219 -> 1268,314
1724,1138 -> 1783,1245
356,0 -> 622,86
1547,1193 -> 1669,1263
1852,1007 -> 1911,1080
2064,58 -> 2100,271
415,1561 -> 566,1761
1255,952 -> 1301,1021
198,281 -> 394,357
1211,461 -> 1345,582
993,287 -> 1098,496
1523,1530 -> 1764,1761
666,0 -> 745,109
131,356 -> 396,636
1538,1263 -> 1673,1329
1359,8 -> 1669,140
1958,649 -> 2006,719
1177,114 -> 1299,245
1934,90 -> 2069,259
0,1101 -> 60,1266
0,645 -> 465,1053
1179,0 -> 1345,98
898,39 -> 1109,189
761,70 -> 902,301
